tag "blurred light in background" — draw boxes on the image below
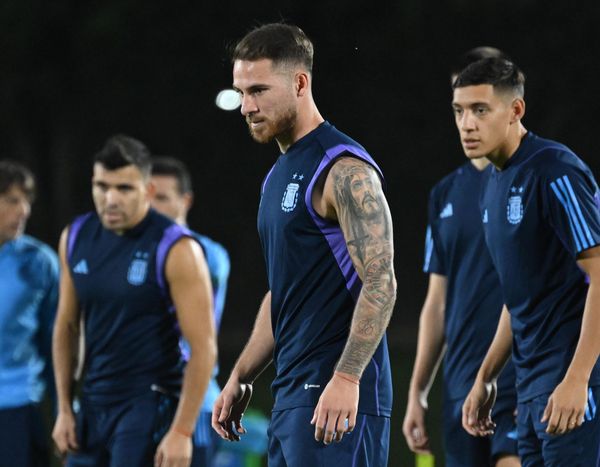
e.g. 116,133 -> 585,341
215,89 -> 241,111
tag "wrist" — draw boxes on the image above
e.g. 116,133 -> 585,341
334,371 -> 360,385
171,425 -> 193,438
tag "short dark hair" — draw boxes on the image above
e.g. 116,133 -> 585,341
0,160 -> 35,200
451,46 -> 509,80
93,134 -> 152,179
231,23 -> 314,73
151,156 -> 192,195
453,57 -> 525,98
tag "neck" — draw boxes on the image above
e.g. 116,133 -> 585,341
470,157 -> 491,171
276,100 -> 324,153
487,123 -> 528,169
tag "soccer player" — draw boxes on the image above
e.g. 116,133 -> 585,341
51,135 -> 216,467
0,161 -> 59,467
150,156 -> 230,466
455,58 -> 600,466
211,23 -> 396,466
402,48 -> 520,467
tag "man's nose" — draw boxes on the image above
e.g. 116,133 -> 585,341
240,94 -> 258,116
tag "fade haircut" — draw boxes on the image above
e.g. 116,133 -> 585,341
0,160 -> 35,200
453,57 -> 525,98
151,156 -> 192,195
231,23 -> 314,74
450,46 -> 510,82
93,134 -> 152,179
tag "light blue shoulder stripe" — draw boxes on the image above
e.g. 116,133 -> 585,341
550,181 -> 583,252
562,175 -> 595,246
423,225 -> 434,272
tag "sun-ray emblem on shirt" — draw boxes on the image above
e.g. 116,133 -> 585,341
507,186 -> 524,224
127,251 -> 149,285
281,173 -> 304,213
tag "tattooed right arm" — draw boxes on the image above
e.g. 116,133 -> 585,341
325,156 -> 397,379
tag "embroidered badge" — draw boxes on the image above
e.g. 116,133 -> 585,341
127,251 -> 149,285
507,186 -> 524,224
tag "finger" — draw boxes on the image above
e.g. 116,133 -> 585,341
154,448 -> 163,467
310,404 -> 319,425
462,400 -> 478,436
218,397 -> 233,423
234,416 -> 247,435
314,407 -> 326,442
462,398 -> 473,430
541,396 -> 553,423
334,414 -> 348,443
346,410 -> 357,433
576,410 -> 585,427
565,412 -> 579,433
323,410 -> 341,445
546,408 -> 562,434
67,427 -> 79,450
225,421 -> 240,442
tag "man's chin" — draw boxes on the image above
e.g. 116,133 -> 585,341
249,130 -> 273,144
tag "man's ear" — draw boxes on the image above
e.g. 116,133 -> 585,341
183,192 -> 193,212
296,71 -> 310,97
511,98 -> 526,124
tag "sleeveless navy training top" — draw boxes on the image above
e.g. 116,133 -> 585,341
258,121 -> 392,417
68,209 -> 194,404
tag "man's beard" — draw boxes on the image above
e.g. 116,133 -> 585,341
247,107 -> 297,144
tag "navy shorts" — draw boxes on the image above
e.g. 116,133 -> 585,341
516,386 -> 600,467
268,407 -> 389,467
190,411 -> 221,467
67,389 -> 177,467
443,393 -> 518,467
0,403 -> 49,467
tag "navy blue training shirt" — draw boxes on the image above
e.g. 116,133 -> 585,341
481,132 -> 600,402
424,161 -> 516,401
257,121 -> 393,417
68,209 -> 193,404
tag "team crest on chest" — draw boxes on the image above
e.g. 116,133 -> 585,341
507,186 -> 524,225
281,173 -> 304,213
127,251 -> 149,285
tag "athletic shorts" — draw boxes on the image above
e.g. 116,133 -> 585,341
67,389 -> 177,467
268,407 -> 389,467
0,403 -> 49,467
443,392 -> 518,467
191,411 -> 221,467
516,386 -> 600,467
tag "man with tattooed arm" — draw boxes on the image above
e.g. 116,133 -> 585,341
211,23 -> 396,466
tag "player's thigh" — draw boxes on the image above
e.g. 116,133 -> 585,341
190,411 -> 220,467
442,398 -> 491,467
0,404 -> 49,467
536,387 -> 600,466
110,390 -> 178,467
515,399 -> 543,467
268,407 -> 389,467
490,395 -> 519,465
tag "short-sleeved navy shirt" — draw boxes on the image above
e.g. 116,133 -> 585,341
425,162 -> 516,401
481,132 -> 600,402
258,121 -> 393,417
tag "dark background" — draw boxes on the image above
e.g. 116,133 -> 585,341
2,1 -> 599,465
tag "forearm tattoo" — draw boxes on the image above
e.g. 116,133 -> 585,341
331,157 -> 397,378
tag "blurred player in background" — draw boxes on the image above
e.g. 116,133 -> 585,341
456,58 -> 600,466
0,160 -> 59,467
402,48 -> 520,467
212,23 -> 396,466
52,135 -> 216,467
151,156 -> 230,467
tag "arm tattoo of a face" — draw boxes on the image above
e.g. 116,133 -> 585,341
332,157 -> 396,378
